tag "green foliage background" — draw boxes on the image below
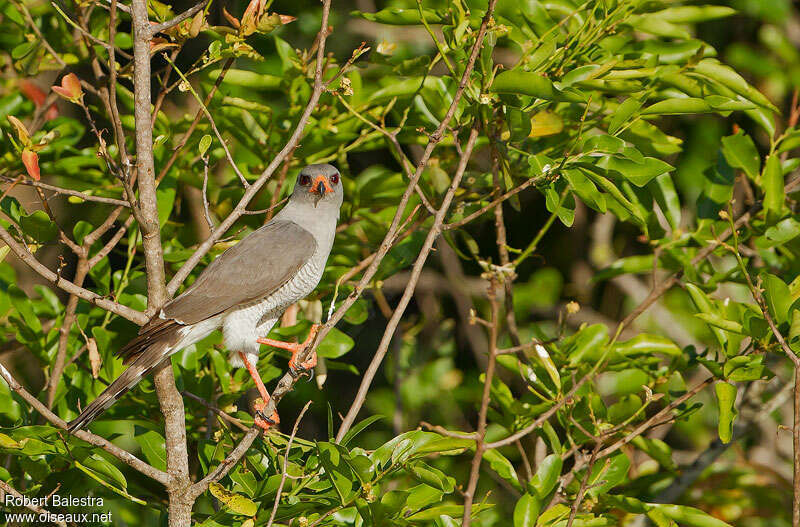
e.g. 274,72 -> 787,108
0,0 -> 799,525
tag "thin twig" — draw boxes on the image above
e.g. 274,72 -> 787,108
336,125 -> 482,442
0,224 -> 147,324
0,176 -> 130,207
463,277 -> 500,527
182,390 -> 248,431
332,0 -> 500,442
0,362 -> 168,484
266,401 -> 312,527
149,0 -> 209,36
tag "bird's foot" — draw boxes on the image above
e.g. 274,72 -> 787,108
254,398 -> 279,432
289,348 -> 317,379
257,324 -> 320,379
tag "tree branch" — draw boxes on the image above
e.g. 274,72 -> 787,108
0,362 -> 169,484
0,224 -> 147,324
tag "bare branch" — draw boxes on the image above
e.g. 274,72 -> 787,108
148,0 -> 209,36
0,362 -> 169,484
267,401 -> 312,527
0,224 -> 147,324
336,125 -> 482,442
0,176 -> 131,208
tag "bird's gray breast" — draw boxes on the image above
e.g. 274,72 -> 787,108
254,252 -> 327,323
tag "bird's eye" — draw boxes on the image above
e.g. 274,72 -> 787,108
299,174 -> 311,186
330,174 -> 339,185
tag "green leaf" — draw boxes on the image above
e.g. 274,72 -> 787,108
198,134 -> 212,156
528,454 -> 562,498
208,482 -> 258,516
133,429 -> 167,471
20,210 -> 57,243
406,502 -> 492,521
762,273 -> 791,325
652,504 -> 735,527
317,441 -> 359,503
213,69 -> 282,90
507,108 -> 531,141
73,220 -> 94,246
765,217 -> 800,245
723,354 -> 771,382
721,131 -> 759,181
631,436 -> 676,471
613,334 -> 681,358
651,173 -> 681,230
491,70 -> 583,102
351,7 -> 443,25
715,381 -> 737,444
609,97 -> 641,135
586,453 -> 630,497
654,6 -> 736,23
694,59 -> 778,112
790,309 -> 800,354
642,98 -> 714,116
75,460 -> 145,505
597,156 -> 675,187
626,15 -> 690,39
340,415 -> 384,447
156,185 -> 176,227
484,449 -> 522,491
514,493 -> 542,527
8,285 -> 41,332
685,283 -> 727,347
318,327 -> 355,359
694,313 -> 744,334
763,154 -> 785,225
567,324 -> 608,366
608,394 -> 643,424
407,461 -> 455,493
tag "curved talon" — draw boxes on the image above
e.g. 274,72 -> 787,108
289,360 -> 315,381
255,408 -> 279,427
254,399 -> 279,431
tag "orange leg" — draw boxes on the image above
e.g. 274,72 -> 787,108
257,324 -> 320,376
238,352 -> 279,431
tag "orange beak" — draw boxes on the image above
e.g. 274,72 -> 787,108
308,175 -> 334,194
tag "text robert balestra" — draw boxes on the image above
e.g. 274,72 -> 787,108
4,494 -> 105,507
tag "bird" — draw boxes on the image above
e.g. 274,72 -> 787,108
67,164 -> 343,432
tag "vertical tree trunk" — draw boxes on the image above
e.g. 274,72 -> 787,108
130,2 -> 192,525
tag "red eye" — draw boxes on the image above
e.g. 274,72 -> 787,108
299,174 -> 311,185
330,174 -> 339,184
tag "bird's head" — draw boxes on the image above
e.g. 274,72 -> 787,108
292,163 -> 344,209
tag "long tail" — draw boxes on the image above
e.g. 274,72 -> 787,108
67,319 -> 183,432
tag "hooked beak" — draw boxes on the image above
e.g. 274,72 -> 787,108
309,175 -> 333,206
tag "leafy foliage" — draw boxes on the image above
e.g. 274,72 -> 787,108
0,0 -> 798,525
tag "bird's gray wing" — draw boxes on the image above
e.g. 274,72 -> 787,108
163,220 -> 317,324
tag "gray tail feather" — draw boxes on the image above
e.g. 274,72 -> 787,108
67,321 -> 183,432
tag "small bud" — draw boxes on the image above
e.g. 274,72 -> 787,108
51,73 -> 84,104
222,7 -> 241,29
240,0 -> 264,36
718,209 -> 730,220
340,77 -> 353,96
87,338 -> 101,379
566,301 -> 580,314
21,149 -> 40,181
7,115 -> 31,146
188,10 -> 206,38
376,39 -> 396,56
